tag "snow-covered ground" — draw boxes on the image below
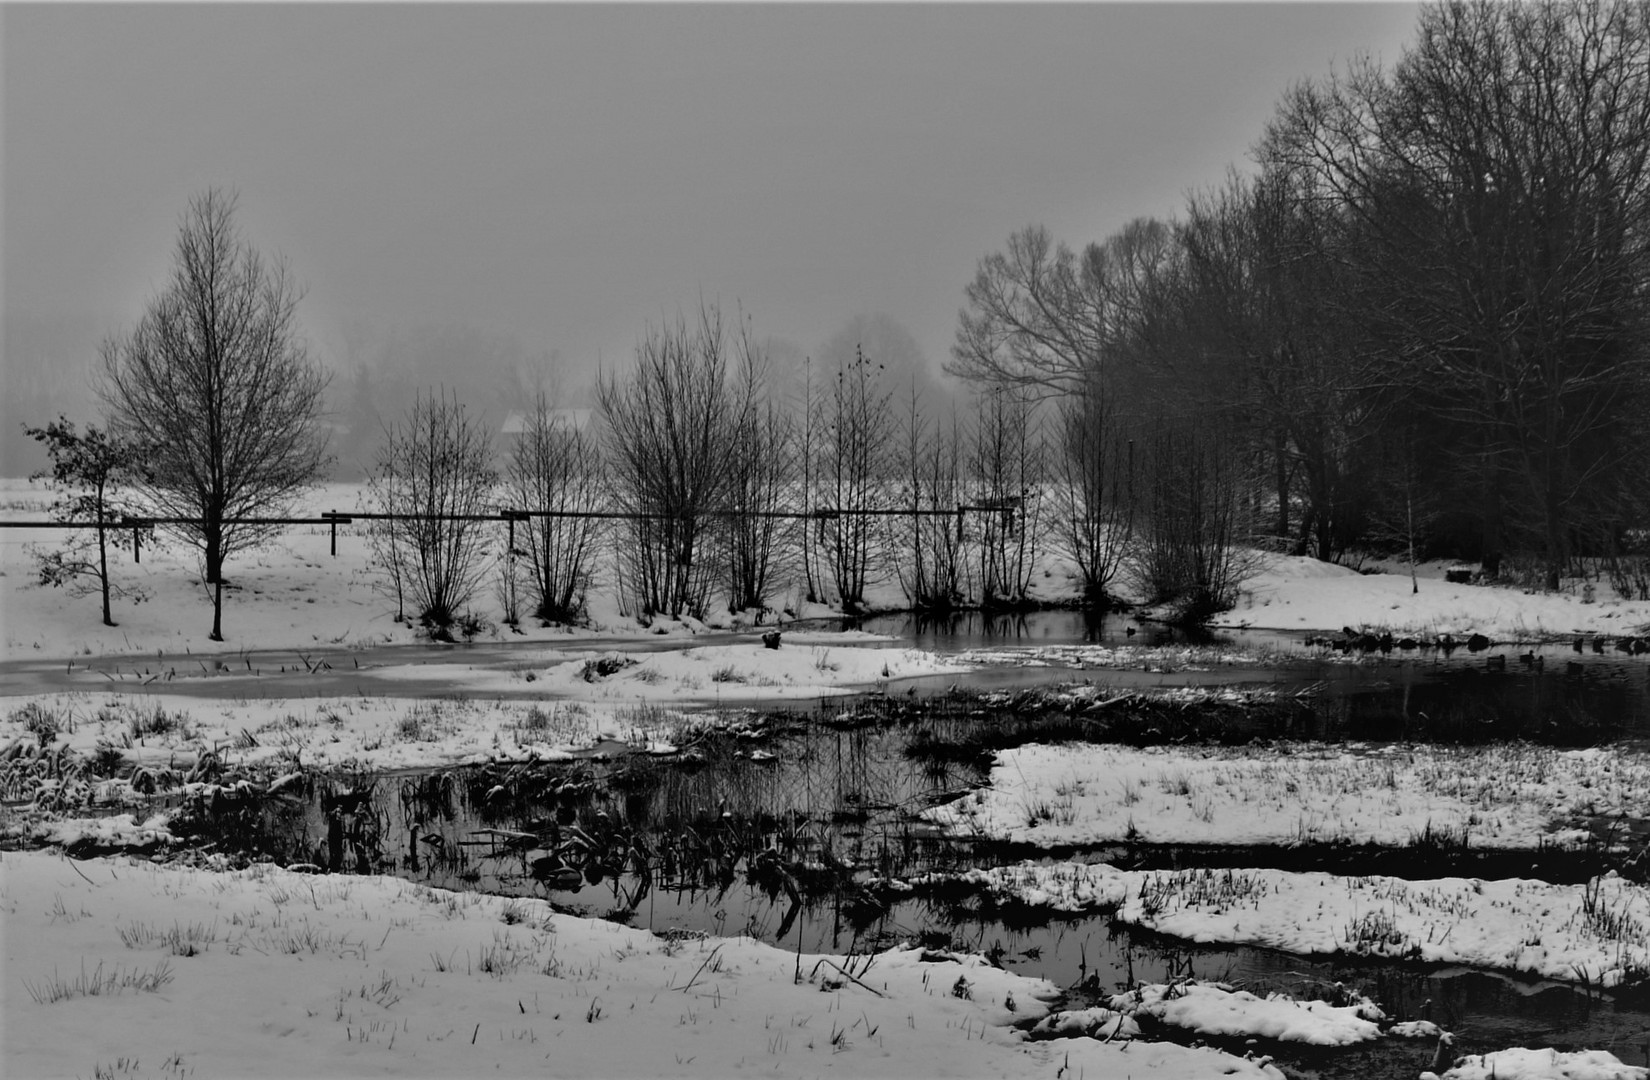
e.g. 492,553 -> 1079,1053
372,639 -> 967,702
1427,1047 -> 1649,1080
5,479 -> 1650,662
1219,553 -> 1650,642
925,740 -> 1650,850
909,860 -> 1650,990
0,644 -> 963,783
0,849 -> 1290,1080
1103,979 -> 1386,1046
9,847 -> 1647,1078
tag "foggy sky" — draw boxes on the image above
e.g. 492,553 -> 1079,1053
2,2 -> 1419,458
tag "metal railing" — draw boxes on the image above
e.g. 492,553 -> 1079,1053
2,500 -> 1028,561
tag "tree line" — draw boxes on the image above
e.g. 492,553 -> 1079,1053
952,0 -> 1650,595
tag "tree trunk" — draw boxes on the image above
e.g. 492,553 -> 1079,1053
205,526 -> 224,586
210,578 -> 224,642
1543,417 -> 1563,593
1403,488 -> 1416,594
97,511 -> 114,627
1481,458 -> 1504,577
1275,431 -> 1290,540
1544,467 -> 1564,593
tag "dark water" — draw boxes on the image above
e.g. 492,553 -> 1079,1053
847,608 -> 1650,738
841,608 -> 1276,653
170,698 -> 1650,1075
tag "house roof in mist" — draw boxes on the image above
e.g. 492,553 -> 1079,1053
501,407 -> 594,435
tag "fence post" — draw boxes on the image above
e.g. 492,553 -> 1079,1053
320,511 -> 354,557
501,510 -> 530,557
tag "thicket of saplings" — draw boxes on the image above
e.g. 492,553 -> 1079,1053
360,308 -> 1281,637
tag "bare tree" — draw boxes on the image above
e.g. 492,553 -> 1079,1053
1367,412 -> 1445,595
100,189 -> 330,640
817,346 -> 896,612
599,305 -> 740,621
1129,418 -> 1259,624
797,356 -> 824,604
502,393 -> 604,624
1052,377 -> 1136,605
368,390 -> 496,636
24,418 -> 151,626
897,385 -> 966,610
969,386 -> 1047,607
722,326 -> 794,615
949,220 -> 1176,398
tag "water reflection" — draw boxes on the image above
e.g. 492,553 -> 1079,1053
168,701 -> 1650,1073
842,609 -> 1227,652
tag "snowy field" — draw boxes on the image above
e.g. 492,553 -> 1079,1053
4,478 -> 1649,661
5,477 -> 1650,1078
1218,552 -> 1650,644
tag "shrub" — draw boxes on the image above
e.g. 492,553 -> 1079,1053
14,702 -> 60,747
367,390 -> 496,630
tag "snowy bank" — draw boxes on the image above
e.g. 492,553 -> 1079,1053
925,741 -> 1650,850
1425,1046 -> 1648,1079
1219,553 -> 1650,642
0,850 -> 1287,1079
912,861 -> 1650,990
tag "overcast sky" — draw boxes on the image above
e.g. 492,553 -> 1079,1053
2,2 -> 1420,395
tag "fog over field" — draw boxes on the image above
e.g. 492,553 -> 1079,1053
1,3 -> 1418,475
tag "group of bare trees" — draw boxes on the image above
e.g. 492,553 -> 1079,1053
588,310 -> 1158,621
71,178 -> 1128,637
593,311 -> 1055,621
596,306 -> 780,621
61,186 -> 1253,634
363,389 -> 605,635
951,0 -> 1650,601
76,190 -> 602,637
61,176 -> 1200,636
949,211 -> 1258,617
